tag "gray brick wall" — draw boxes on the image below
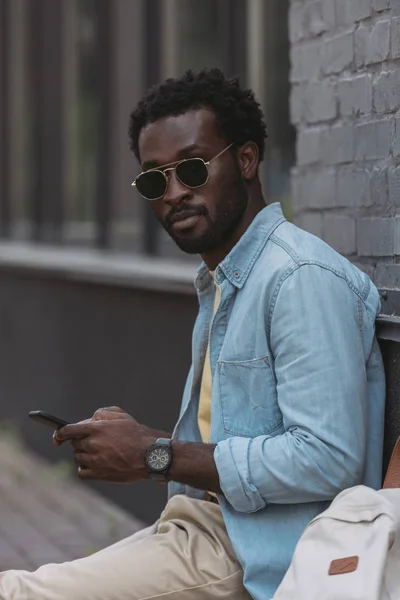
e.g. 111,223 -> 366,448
290,0 -> 400,285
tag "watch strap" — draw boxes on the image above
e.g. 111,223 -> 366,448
155,438 -> 171,446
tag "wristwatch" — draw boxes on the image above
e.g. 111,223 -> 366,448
144,438 -> 173,482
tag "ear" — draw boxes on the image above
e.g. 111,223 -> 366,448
236,142 -> 259,180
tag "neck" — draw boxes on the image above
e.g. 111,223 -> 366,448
201,187 -> 266,271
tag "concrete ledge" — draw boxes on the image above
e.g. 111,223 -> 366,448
0,434 -> 144,570
377,315 -> 400,343
0,242 -> 198,295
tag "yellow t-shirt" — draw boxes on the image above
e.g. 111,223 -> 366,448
198,276 -> 221,444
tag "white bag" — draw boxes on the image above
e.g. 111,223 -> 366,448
273,439 -> 400,600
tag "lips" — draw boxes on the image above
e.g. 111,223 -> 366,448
169,210 -> 203,225
168,209 -> 205,232
171,213 -> 202,231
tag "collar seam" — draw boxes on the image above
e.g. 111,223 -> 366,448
223,215 -> 286,288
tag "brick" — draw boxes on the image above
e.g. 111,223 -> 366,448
357,217 -> 395,257
355,21 -> 391,66
395,217 -> 400,255
300,169 -> 336,209
394,117 -> 400,157
371,168 -> 389,206
354,120 -> 392,161
290,40 -> 323,83
304,82 -> 337,123
389,166 -> 400,206
302,41 -> 323,81
289,3 -> 305,43
290,85 -> 305,125
373,0 -> 390,9
290,46 -> 303,82
322,0 -> 336,29
355,25 -> 370,67
302,171 -> 336,208
337,168 -> 371,207
322,32 -> 354,74
373,71 -> 400,113
375,264 -> 400,288
391,17 -> 400,58
291,168 -> 303,210
304,0 -> 334,36
295,212 -> 323,238
338,75 -> 373,116
324,215 -> 356,255
321,124 -> 354,165
353,263 -> 376,281
368,20 -> 391,64
336,0 -> 371,24
297,128 -> 321,165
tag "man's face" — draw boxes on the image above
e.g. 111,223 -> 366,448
137,108 -> 248,254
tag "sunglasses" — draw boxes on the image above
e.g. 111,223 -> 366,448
132,143 -> 233,201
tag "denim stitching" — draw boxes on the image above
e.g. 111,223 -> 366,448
267,260 -> 372,337
217,359 -> 282,437
222,216 -> 286,288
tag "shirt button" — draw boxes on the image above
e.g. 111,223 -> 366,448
234,271 -> 240,279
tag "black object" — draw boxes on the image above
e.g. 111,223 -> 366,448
28,410 -> 70,429
145,438 -> 172,482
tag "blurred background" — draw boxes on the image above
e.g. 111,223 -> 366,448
0,0 -> 293,524
0,0 -> 294,254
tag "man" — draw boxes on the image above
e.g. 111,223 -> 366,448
0,69 -> 385,600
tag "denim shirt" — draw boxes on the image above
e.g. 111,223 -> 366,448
168,203 -> 385,600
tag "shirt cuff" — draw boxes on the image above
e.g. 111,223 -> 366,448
214,437 -> 267,513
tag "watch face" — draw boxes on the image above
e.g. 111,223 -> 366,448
147,446 -> 170,472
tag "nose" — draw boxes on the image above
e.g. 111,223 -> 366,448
162,169 -> 191,207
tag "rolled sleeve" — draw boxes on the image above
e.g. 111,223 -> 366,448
214,264 -> 373,513
214,437 -> 266,513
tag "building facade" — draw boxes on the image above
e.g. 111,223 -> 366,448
289,0 -> 400,468
290,0 -> 400,285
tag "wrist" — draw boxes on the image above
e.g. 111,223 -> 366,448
144,437 -> 173,482
139,436 -> 157,480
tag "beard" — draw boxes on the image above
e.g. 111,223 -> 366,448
162,171 -> 249,255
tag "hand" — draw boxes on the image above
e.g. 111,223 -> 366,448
54,406 -> 155,483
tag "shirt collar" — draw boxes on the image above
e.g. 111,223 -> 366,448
195,202 -> 286,291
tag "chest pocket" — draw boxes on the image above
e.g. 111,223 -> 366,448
217,356 -> 283,437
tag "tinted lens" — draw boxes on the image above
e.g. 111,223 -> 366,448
135,171 -> 166,200
176,158 -> 208,188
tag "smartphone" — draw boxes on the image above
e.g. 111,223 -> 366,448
28,410 -> 70,430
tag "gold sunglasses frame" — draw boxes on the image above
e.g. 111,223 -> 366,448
131,143 -> 233,201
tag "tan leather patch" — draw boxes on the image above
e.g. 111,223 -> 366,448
329,556 -> 359,576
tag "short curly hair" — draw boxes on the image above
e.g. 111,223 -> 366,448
128,68 -> 268,163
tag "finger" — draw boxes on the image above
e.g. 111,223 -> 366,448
52,431 -> 62,447
77,466 -> 95,480
92,407 -> 126,421
74,453 -> 90,468
71,438 -> 88,452
55,422 -> 93,442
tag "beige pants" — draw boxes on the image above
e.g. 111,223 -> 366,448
0,495 -> 251,600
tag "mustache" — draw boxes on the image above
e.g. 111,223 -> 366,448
165,204 -> 208,228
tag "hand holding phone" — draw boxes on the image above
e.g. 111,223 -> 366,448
28,410 -> 70,430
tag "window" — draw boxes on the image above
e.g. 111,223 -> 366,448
161,0 -> 224,78
64,0 -> 99,246
0,0 -> 294,258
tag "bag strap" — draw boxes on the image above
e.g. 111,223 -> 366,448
383,437 -> 400,489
